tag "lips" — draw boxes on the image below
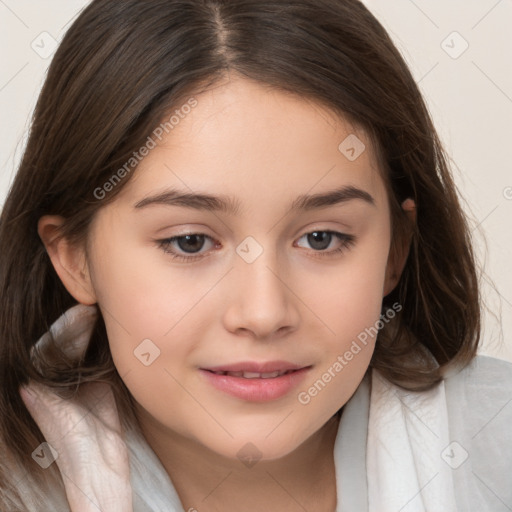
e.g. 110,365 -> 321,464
199,361 -> 312,401
208,369 -> 293,379
202,360 -> 307,374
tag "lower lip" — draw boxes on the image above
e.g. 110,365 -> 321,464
200,367 -> 311,402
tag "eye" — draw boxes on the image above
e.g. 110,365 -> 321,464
295,231 -> 356,257
157,230 -> 356,262
157,233 -> 217,262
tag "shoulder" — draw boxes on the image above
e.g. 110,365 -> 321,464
443,353 -> 512,396
443,355 -> 512,510
443,354 -> 512,429
0,438 -> 70,512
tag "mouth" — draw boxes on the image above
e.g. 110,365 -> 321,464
201,360 -> 308,374
204,369 -> 299,379
199,362 -> 312,402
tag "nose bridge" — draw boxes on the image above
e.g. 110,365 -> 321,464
236,234 -> 285,305
224,235 -> 298,336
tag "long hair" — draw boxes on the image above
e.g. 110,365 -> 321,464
0,0 -> 481,507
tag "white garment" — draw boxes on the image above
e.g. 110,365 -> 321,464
16,304 -> 512,511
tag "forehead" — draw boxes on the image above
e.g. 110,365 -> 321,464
116,75 -> 387,215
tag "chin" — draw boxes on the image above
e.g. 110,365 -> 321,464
201,427 -> 310,465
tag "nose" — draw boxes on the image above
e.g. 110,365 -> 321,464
222,244 -> 301,340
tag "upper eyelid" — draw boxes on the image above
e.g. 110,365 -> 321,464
162,228 -> 350,242
160,229 -> 352,252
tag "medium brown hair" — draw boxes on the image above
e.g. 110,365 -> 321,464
0,0 -> 481,506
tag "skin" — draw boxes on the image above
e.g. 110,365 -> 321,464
39,74 -> 415,511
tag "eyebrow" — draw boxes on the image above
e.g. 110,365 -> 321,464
133,185 -> 376,214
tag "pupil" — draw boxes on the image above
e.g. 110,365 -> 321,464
178,234 -> 204,253
309,231 -> 331,250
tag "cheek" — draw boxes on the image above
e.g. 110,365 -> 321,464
297,230 -> 389,395
306,229 -> 390,346
87,234 -> 219,423
276,232 -> 390,426
89,230 -> 214,337
92,256 -> 200,378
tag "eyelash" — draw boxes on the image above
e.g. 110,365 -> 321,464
156,230 -> 356,262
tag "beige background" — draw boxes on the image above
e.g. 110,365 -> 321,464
1,0 -> 511,361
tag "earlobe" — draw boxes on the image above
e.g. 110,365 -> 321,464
383,199 -> 416,297
37,215 -> 97,305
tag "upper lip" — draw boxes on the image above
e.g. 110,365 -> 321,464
202,361 -> 310,373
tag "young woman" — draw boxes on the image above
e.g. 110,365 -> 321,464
1,0 -> 511,511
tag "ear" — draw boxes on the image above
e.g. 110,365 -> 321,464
38,215 -> 97,305
383,198 -> 416,297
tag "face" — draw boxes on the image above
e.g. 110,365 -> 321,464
68,76 -> 398,461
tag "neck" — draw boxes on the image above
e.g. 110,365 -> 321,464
136,409 -> 341,512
